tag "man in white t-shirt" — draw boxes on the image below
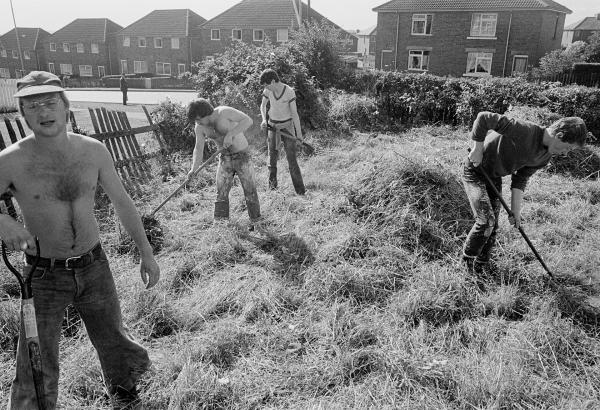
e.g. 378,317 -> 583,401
259,69 -> 306,195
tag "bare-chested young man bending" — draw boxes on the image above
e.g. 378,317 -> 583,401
0,71 -> 160,409
187,98 -> 261,228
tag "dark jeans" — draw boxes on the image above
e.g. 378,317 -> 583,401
121,90 -> 127,105
214,151 -> 261,221
8,246 -> 149,409
462,159 -> 502,263
267,123 -> 305,195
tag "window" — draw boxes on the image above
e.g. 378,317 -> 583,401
138,37 -> 146,47
120,60 -> 128,74
91,43 -> 99,54
49,43 -> 56,52
466,52 -> 493,76
408,50 -> 430,70
23,50 -> 31,60
178,63 -> 186,76
48,62 -> 55,73
470,13 -> 497,37
276,28 -> 288,42
171,38 -> 180,49
76,43 -> 84,53
12,50 -> 18,59
0,48 -> 6,57
253,29 -> 264,41
79,65 -> 92,77
123,36 -> 130,47
512,55 -> 528,74
134,60 -> 148,73
154,38 -> 163,48
412,14 -> 433,35
63,43 -> 70,52
232,29 -> 242,41
211,29 -> 220,40
0,68 -> 10,78
156,62 -> 171,75
59,63 -> 73,75
15,69 -> 25,79
98,66 -> 105,77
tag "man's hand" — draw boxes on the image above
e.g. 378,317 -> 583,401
260,120 -> 268,130
187,169 -> 196,181
223,135 -> 233,149
468,145 -> 484,167
508,213 -> 521,229
0,216 -> 36,252
140,255 -> 160,289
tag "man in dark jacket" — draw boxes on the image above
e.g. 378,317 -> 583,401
119,74 -> 128,105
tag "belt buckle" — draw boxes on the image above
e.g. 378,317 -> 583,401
65,255 -> 82,269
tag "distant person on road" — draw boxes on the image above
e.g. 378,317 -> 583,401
119,74 -> 128,105
259,69 -> 306,195
462,111 -> 589,274
187,98 -> 262,229
0,71 -> 160,409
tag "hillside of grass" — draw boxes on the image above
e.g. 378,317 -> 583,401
1,124 -> 600,409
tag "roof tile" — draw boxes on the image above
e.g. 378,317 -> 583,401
120,9 -> 206,37
373,0 -> 571,14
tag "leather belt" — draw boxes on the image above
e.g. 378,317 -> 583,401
25,243 -> 103,269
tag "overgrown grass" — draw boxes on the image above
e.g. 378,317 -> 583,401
1,125 -> 599,409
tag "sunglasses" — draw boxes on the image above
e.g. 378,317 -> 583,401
22,97 -> 61,112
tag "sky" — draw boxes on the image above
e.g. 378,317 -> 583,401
0,0 -> 597,34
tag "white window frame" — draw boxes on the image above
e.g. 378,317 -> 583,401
49,43 -> 56,52
411,14 -> 433,35
120,60 -> 128,74
156,62 -> 171,75
178,63 -> 186,75
76,43 -> 84,53
48,62 -> 55,73
79,65 -> 92,77
253,29 -> 264,41
63,43 -> 70,52
98,65 -> 105,77
171,37 -> 180,49
512,55 -> 529,74
276,28 -> 288,42
408,50 -> 430,71
23,50 -> 31,60
154,38 -> 163,48
232,29 -> 242,41
465,52 -> 493,77
211,29 -> 220,40
59,63 -> 73,75
91,43 -> 99,54
138,37 -> 146,47
134,60 -> 148,73
0,49 -> 6,58
469,13 -> 497,38
123,36 -> 130,47
12,50 -> 18,59
0,68 -> 10,78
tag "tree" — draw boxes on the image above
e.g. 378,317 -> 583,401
585,32 -> 600,63
534,41 -> 589,77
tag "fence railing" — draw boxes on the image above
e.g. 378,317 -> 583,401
0,79 -> 17,113
538,72 -> 600,88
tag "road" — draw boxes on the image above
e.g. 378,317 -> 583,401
65,88 -> 198,106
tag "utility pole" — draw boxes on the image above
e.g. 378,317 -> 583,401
307,0 -> 311,23
9,0 -> 26,77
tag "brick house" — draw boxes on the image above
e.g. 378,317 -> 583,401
115,9 -> 206,77
0,28 -> 50,78
44,19 -> 123,79
373,0 -> 571,77
562,13 -> 600,46
199,0 -> 356,61
356,25 -> 377,70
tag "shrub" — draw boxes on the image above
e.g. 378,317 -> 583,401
151,98 -> 196,152
542,84 -> 600,139
324,89 -> 378,131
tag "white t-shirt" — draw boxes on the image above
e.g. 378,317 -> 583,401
262,84 -> 296,122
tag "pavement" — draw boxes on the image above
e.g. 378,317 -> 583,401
65,88 -> 198,106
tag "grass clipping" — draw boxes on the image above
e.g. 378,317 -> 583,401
347,158 -> 472,259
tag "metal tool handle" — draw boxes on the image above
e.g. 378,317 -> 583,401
2,237 -> 41,297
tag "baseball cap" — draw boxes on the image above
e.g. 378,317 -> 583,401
14,71 -> 65,98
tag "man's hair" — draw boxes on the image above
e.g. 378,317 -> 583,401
187,98 -> 214,123
18,91 -> 70,122
259,69 -> 280,85
548,117 -> 588,146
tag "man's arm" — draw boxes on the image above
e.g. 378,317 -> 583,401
468,111 -> 511,166
97,143 -> 159,288
290,99 -> 303,141
189,124 -> 207,179
222,107 -> 253,148
260,92 -> 268,128
510,188 -> 524,228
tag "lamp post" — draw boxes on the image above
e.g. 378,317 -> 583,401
9,0 -> 26,77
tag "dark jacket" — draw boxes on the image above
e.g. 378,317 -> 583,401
119,77 -> 128,91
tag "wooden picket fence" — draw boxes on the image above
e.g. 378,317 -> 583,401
0,79 -> 18,113
0,106 -> 166,217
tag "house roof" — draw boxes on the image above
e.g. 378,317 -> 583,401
119,9 -> 206,37
564,16 -> 600,31
356,25 -> 377,36
373,0 -> 571,14
201,0 -> 341,30
50,18 -> 123,43
0,28 -> 50,50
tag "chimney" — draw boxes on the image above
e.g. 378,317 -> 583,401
596,13 -> 600,20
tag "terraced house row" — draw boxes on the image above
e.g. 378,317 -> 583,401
0,0 -> 576,80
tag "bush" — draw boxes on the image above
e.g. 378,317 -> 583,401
151,98 -> 196,152
542,85 -> 600,139
324,89 -> 378,131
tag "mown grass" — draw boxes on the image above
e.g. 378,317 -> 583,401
1,123 -> 600,409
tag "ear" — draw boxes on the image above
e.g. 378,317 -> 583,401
554,131 -> 563,140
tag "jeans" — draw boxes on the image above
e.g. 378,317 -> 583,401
8,246 -> 150,410
462,159 -> 502,263
267,122 -> 305,195
214,151 -> 261,221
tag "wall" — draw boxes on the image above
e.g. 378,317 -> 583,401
115,35 -> 191,76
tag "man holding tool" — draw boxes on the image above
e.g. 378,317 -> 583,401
187,98 -> 261,228
0,71 -> 160,409
259,69 -> 306,195
463,110 -> 589,274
